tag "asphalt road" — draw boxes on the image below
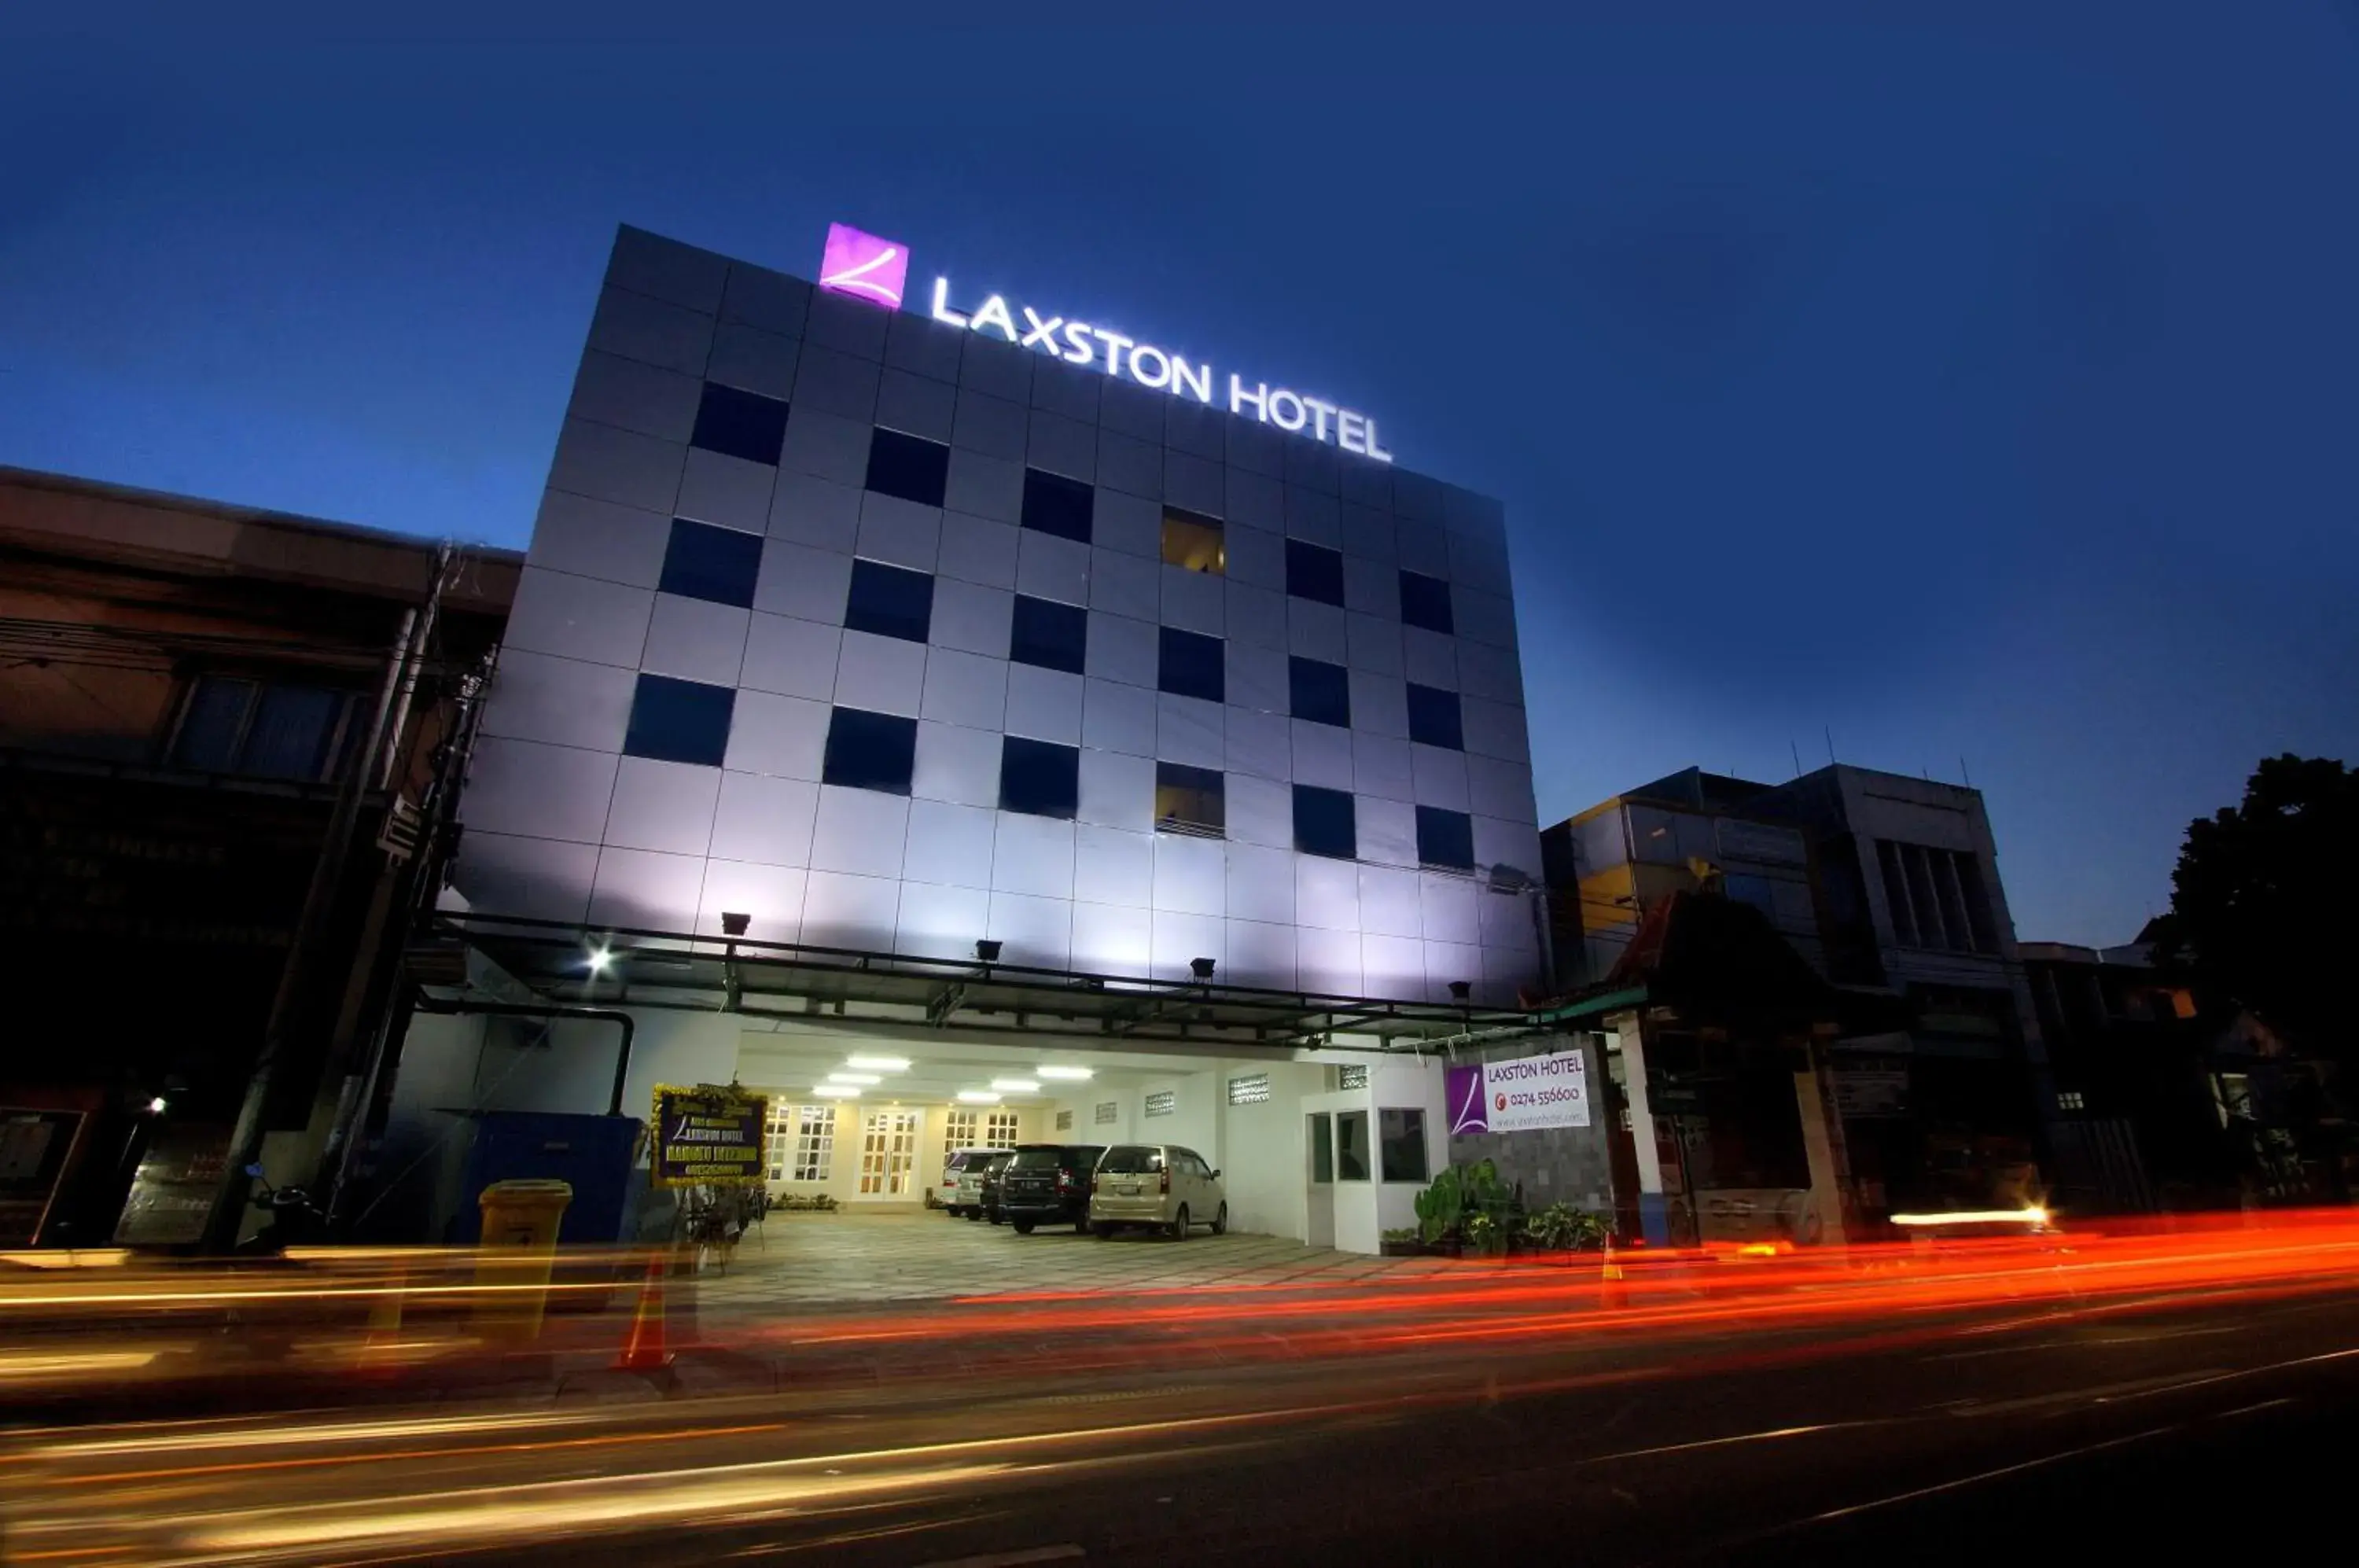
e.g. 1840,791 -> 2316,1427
9,1265 -> 2356,1566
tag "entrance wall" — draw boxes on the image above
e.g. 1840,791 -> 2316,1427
1217,1060 -> 1327,1240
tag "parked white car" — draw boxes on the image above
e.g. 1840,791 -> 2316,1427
942,1147 -> 1013,1218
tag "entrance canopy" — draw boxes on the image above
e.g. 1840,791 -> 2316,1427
425,911 -> 1533,1055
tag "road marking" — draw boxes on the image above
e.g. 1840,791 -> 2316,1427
1809,1423 -> 2185,1523
1574,1423 -> 1853,1465
1939,1370 -> 2229,1415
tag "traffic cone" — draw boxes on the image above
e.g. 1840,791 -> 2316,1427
613,1254 -> 673,1372
1599,1235 -> 1628,1311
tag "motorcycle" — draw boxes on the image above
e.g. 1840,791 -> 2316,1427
234,1163 -> 325,1257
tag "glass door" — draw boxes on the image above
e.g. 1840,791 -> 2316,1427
859,1110 -> 919,1197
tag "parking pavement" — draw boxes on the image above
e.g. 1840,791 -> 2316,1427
694,1209 -> 1449,1307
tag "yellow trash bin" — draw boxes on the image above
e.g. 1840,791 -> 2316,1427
473,1179 -> 574,1340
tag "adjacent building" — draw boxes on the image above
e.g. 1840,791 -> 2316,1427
0,467 -> 515,1246
1544,763 -> 2054,1234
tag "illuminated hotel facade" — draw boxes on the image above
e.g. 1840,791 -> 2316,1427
382,225 -> 1571,1253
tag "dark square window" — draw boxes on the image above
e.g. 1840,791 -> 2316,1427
1154,762 -> 1225,837
1158,626 -> 1225,703
1416,805 -> 1477,870
1010,594 -> 1087,674
865,428 -> 951,507
1285,539 -> 1346,606
822,706 -> 918,794
1399,570 -> 1454,635
1289,657 -> 1351,728
624,673 -> 735,767
1293,784 -> 1356,860
1021,468 -> 1094,543
689,382 -> 789,467
844,559 -> 934,643
999,736 -> 1080,819
1406,683 -> 1464,751
657,518 -> 763,609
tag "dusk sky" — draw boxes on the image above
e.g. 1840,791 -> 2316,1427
4,7 -> 2355,947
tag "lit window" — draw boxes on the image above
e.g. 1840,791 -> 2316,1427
1161,507 -> 1225,573
1155,761 -> 1225,837
764,1101 -> 835,1182
2056,1090 -> 2085,1112
793,1106 -> 835,1182
764,1100 -> 793,1180
987,1109 -> 1020,1146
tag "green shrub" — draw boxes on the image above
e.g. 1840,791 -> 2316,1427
1522,1202 -> 1609,1252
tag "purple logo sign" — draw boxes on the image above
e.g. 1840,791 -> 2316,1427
1447,1063 -> 1488,1135
818,223 -> 909,308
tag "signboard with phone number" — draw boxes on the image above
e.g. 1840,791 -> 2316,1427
1446,1047 -> 1592,1136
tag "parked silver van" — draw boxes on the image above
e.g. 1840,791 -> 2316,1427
1088,1144 -> 1227,1239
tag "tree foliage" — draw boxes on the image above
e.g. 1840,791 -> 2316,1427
2151,754 -> 2357,1058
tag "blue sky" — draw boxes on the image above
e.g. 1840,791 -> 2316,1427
4,6 -> 2355,945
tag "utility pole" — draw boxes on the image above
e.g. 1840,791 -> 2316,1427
324,607 -> 488,1227
202,550 -> 449,1251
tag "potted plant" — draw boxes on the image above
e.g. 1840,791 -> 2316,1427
1379,1227 -> 1422,1257
1413,1165 -> 1467,1254
1464,1210 -> 1510,1260
1412,1160 -> 1524,1259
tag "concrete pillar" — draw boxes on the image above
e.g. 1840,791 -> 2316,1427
1791,1043 -> 1852,1245
1613,1015 -> 1671,1246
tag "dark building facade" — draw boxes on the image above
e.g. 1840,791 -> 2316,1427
0,467 -> 517,1246
1545,764 -> 2054,1228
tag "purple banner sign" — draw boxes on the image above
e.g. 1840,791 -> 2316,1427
1447,1063 -> 1488,1135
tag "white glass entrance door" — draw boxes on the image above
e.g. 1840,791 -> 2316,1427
857,1110 -> 919,1197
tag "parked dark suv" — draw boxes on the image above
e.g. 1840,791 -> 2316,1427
999,1143 -> 1106,1234
976,1150 -> 1016,1224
